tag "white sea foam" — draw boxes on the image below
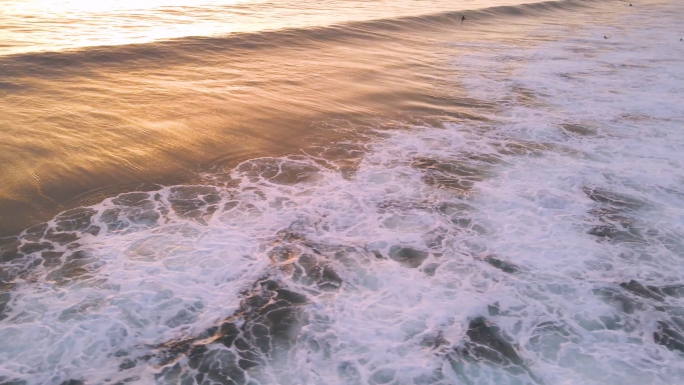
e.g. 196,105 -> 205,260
1,1 -> 684,384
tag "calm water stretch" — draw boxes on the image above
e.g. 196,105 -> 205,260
1,0 -> 684,384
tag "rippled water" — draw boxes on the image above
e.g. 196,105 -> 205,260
0,0 -> 531,55
1,0 -> 684,384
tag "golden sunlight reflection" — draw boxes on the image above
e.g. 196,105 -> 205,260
0,0 -> 532,55
5,0 -> 249,13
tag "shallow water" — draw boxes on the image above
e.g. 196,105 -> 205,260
1,0 -> 684,384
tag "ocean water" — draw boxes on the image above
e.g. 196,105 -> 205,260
0,0 -> 532,55
1,0 -> 684,384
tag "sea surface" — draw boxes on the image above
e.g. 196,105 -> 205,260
1,0 -> 684,384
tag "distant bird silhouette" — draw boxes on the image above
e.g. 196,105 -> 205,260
461,15 -> 466,22
604,36 -> 609,39
629,3 -> 632,6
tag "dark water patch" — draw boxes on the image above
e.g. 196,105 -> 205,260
593,286 -> 644,315
43,229 -> 81,246
654,320 -> 684,353
587,224 -> 645,243
236,158 -> 322,186
437,202 -> 489,237
421,330 -> 451,352
659,285 -> 684,298
151,229 -> 348,382
111,192 -> 155,208
482,255 -> 520,274
412,157 -> 494,194
511,85 -> 535,102
462,318 -> 524,367
0,191 -> 171,288
165,300 -> 206,334
527,321 -> 581,361
377,199 -> 433,214
584,187 -> 646,211
0,292 -> 10,321
593,281 -> 684,348
0,379 -> 27,385
388,245 -> 429,268
0,81 -> 27,94
437,202 -> 476,215
304,140 -> 367,180
657,229 -> 684,259
422,226 -> 449,253
45,249 -> 105,286
620,280 -> 667,302
448,317 -> 542,385
617,113 -> 655,123
23,223 -> 48,242
119,358 -> 137,370
154,278 -> 309,384
58,297 -> 105,322
59,380 -> 85,385
336,361 -> 364,385
0,185 -> 347,306
293,254 -> 343,291
369,368 -> 396,384
18,240 -> 54,255
0,237 -> 21,264
167,186 -> 221,225
584,187 -> 650,244
105,192 -> 163,230
492,141 -> 550,157
560,123 -> 598,136
120,378 -> 140,384
53,208 -> 98,233
420,263 -> 440,277
265,228 -> 347,293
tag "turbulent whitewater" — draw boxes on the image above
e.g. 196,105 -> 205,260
1,0 -> 684,384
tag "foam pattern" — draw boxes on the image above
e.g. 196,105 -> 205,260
1,1 -> 684,384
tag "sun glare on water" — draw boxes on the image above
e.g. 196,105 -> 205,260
4,0 -> 248,13
0,0 -> 529,55
0,0 -> 259,54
